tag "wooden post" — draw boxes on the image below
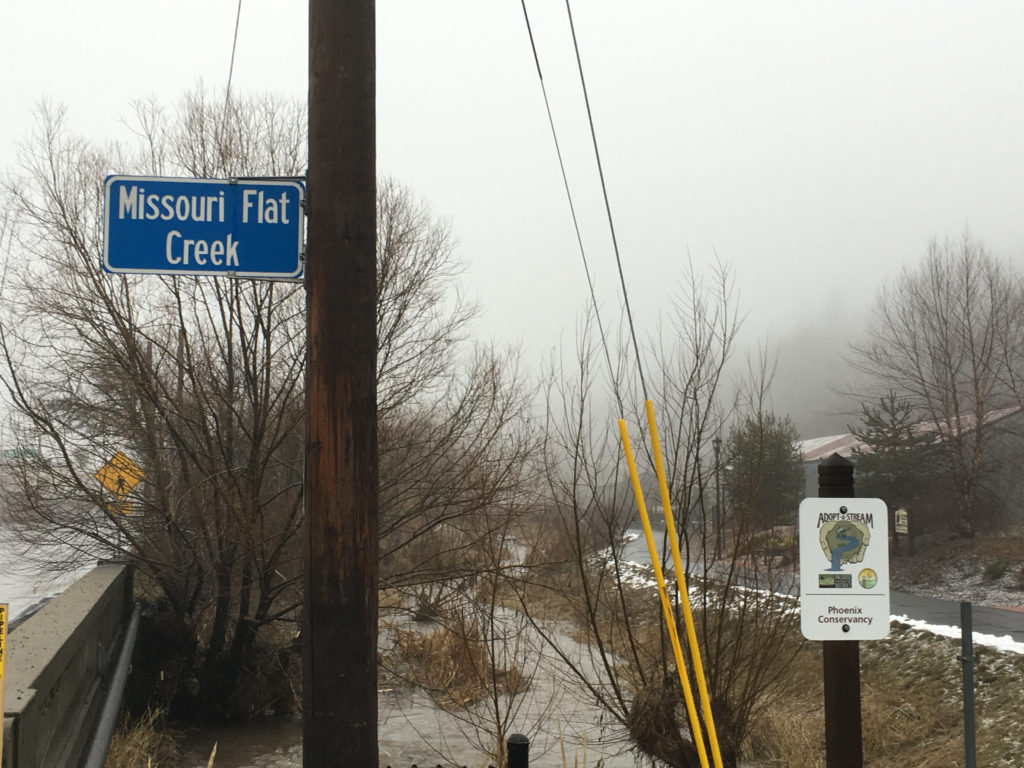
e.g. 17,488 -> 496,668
305,1 -> 378,765
818,454 -> 862,768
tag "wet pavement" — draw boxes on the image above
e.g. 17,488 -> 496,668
620,527 -> 1024,644
890,590 -> 1024,643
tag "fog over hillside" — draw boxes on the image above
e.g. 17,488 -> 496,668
746,291 -> 875,440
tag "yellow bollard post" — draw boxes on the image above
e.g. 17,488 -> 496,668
0,603 -> 7,768
618,420 -> 710,768
645,401 -> 724,768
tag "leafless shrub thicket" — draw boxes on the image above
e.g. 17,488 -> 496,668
513,266 -> 803,768
850,233 -> 1024,534
0,91 -> 535,719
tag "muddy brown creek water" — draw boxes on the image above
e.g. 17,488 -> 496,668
180,687 -> 639,768
180,608 -> 642,768
180,532 -> 678,767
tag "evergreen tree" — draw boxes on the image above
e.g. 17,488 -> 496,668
724,412 -> 804,530
848,390 -> 938,510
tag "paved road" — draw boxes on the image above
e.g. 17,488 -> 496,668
620,529 -> 1024,646
891,590 -> 1024,644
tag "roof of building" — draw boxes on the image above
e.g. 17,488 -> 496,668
797,404 -> 1023,463
798,433 -> 867,463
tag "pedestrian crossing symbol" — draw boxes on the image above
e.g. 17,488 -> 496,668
95,451 -> 145,500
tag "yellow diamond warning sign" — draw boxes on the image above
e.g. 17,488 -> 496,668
95,451 -> 145,499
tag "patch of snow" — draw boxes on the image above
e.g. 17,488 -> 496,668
891,614 -> 1024,655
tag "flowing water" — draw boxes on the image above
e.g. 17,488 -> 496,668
176,534 -> 670,768
178,529 -> 746,767
0,546 -> 638,767
0,519 -> 703,768
180,613 -> 642,768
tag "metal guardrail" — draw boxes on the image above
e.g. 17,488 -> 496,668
82,603 -> 141,768
2,563 -> 135,768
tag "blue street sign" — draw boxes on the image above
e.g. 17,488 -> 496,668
103,176 -> 305,279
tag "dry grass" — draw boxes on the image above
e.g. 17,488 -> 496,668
515,535 -> 1024,766
390,607 -> 529,712
103,708 -> 182,768
743,529 -> 1024,766
743,642 -> 824,766
744,620 -> 1024,767
392,621 -> 487,708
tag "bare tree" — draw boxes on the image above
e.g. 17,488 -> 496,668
849,233 -> 1024,535
378,344 -> 537,592
0,96 -> 308,716
383,501 -> 559,768
517,265 -> 802,768
0,91 -> 537,718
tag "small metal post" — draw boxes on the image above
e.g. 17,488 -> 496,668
907,510 -> 914,556
712,435 -> 722,557
507,733 -> 529,768
960,602 -> 977,768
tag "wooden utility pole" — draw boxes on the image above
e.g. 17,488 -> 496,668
305,1 -> 377,766
818,454 -> 862,768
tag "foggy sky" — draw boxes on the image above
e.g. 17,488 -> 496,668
4,2 -> 1024,437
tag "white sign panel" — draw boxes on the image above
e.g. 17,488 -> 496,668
799,497 -> 890,641
894,507 -> 909,535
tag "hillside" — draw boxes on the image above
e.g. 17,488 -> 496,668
890,528 -> 1024,609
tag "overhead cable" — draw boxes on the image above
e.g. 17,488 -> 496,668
223,0 -> 244,125
564,0 -> 649,403
519,0 -> 623,414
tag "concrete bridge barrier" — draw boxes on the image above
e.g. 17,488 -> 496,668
2,563 -> 134,768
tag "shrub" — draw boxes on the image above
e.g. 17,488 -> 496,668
983,559 -> 1010,582
103,709 -> 181,768
747,530 -> 796,558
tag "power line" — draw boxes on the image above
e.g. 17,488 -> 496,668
564,0 -> 649,403
518,0 -> 623,413
223,0 -> 244,125
559,12 -> 726,765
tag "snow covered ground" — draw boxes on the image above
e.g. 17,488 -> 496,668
0,528 -> 92,624
618,527 -> 1024,655
891,543 -> 1024,608
892,614 -> 1023,654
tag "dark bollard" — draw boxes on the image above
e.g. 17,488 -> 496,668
507,733 -> 529,768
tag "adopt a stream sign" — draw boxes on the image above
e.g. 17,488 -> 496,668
799,497 -> 890,641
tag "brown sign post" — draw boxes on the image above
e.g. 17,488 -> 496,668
818,453 -> 862,768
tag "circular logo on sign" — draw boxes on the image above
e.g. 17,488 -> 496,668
858,568 -> 878,589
